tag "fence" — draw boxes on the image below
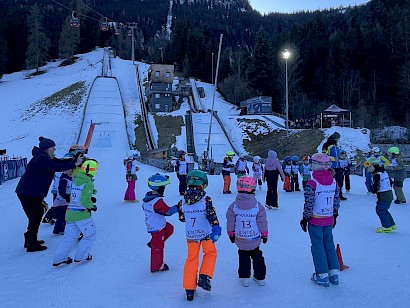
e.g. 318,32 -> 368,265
0,158 -> 27,185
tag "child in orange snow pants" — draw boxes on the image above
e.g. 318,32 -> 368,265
183,240 -> 217,290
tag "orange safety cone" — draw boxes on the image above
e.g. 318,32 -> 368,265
336,244 -> 349,271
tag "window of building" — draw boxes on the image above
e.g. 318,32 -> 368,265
155,104 -> 160,109
165,72 -> 171,78
155,94 -> 160,99
155,71 -> 160,77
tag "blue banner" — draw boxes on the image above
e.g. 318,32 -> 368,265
0,158 -> 27,185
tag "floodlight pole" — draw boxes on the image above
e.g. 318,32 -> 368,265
206,34 -> 223,160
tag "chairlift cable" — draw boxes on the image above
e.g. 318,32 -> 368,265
75,0 -> 114,22
49,0 -> 108,23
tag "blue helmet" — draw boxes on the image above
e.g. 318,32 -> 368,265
147,173 -> 170,191
284,156 -> 291,163
292,155 -> 299,162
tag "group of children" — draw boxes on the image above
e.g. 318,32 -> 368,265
43,145 -> 405,299
142,169 -> 266,301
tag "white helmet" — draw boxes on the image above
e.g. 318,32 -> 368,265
239,153 -> 246,159
372,147 -> 380,153
253,156 -> 261,163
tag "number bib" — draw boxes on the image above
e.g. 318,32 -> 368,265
312,178 -> 336,217
68,183 -> 87,211
143,197 -> 166,232
178,160 -> 188,175
377,172 -> 392,192
233,202 -> 260,239
182,199 -> 212,241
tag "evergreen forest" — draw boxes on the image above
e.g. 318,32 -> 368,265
1,0 -> 410,128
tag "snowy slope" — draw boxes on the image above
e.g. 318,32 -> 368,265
1,53 -> 410,307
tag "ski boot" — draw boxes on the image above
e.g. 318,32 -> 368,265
311,273 -> 329,287
186,290 -> 195,301
253,277 -> 265,286
329,269 -> 339,285
53,257 -> 73,267
197,274 -> 212,291
239,278 -> 250,287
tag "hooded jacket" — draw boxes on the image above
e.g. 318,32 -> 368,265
263,150 -> 285,180
226,193 -> 268,250
16,146 -> 76,199
303,170 -> 341,226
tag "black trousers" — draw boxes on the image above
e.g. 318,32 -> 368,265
265,170 -> 279,207
238,247 -> 266,280
17,194 -> 44,244
177,174 -> 187,194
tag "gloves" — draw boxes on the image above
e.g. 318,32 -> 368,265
261,231 -> 268,244
91,196 -> 97,203
227,231 -> 235,243
41,200 -> 49,215
210,225 -> 222,243
75,153 -> 84,167
300,218 -> 309,232
333,214 -> 338,228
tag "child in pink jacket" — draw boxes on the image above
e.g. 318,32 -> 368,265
226,176 -> 268,287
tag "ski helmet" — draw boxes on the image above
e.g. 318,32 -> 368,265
226,151 -> 235,157
292,155 -> 299,162
81,159 -> 99,177
253,156 -> 261,163
372,147 -> 380,153
239,153 -> 246,159
69,144 -> 87,155
366,156 -> 382,166
178,150 -> 186,157
284,156 -> 291,163
148,173 -> 171,191
311,153 -> 331,170
236,175 -> 256,193
187,170 -> 208,188
388,147 -> 400,155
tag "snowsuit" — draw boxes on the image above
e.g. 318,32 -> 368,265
370,166 -> 395,228
235,158 -> 249,178
16,146 -> 76,250
142,191 -> 179,272
222,157 -> 234,193
291,162 -> 301,191
226,193 -> 268,281
53,171 -> 97,264
263,150 -> 285,208
282,162 -> 292,192
124,158 -> 139,202
52,172 -> 72,234
175,158 -> 188,195
386,155 -> 407,203
299,163 -> 312,189
178,188 -> 220,291
339,157 -> 352,191
252,162 -> 264,189
303,170 -> 341,275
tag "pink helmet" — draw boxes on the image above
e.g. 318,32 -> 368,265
236,176 -> 256,193
311,153 -> 331,170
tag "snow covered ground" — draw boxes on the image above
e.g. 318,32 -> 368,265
1,51 -> 410,307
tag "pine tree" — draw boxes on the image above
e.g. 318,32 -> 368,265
58,16 -> 80,60
26,3 -> 50,72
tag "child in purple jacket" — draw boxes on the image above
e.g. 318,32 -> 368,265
300,153 -> 341,287
226,176 -> 268,287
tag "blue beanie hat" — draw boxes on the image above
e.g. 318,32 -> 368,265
39,136 -> 56,150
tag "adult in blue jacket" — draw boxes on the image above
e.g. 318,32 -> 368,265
16,137 -> 83,252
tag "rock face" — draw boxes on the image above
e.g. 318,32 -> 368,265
371,126 -> 409,144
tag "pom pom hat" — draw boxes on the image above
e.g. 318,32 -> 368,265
39,136 -> 56,150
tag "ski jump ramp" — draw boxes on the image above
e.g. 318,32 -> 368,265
191,113 -> 231,163
77,77 -> 129,165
